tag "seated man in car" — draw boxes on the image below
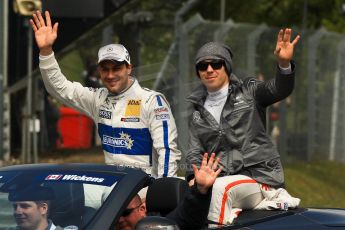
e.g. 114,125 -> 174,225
116,152 -> 222,230
8,185 -> 62,230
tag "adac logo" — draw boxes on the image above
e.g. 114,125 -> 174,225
127,100 -> 141,105
103,131 -> 134,149
125,100 -> 141,116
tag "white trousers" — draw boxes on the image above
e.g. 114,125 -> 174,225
208,175 -> 263,225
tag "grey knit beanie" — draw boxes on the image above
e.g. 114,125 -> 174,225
195,42 -> 233,76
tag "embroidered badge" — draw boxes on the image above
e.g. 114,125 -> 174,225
103,131 -> 134,149
121,117 -> 140,122
99,110 -> 112,119
125,100 -> 141,116
155,114 -> 170,120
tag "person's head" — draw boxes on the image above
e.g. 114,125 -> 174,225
8,186 -> 54,230
116,194 -> 146,230
97,44 -> 132,94
195,42 -> 233,92
12,201 -> 50,230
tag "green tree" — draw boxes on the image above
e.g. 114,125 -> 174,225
192,0 -> 345,33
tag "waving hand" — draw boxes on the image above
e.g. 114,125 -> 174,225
274,28 -> 300,68
192,153 -> 222,194
29,11 -> 58,56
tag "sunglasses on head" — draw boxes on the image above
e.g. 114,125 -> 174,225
196,60 -> 224,71
121,203 -> 142,217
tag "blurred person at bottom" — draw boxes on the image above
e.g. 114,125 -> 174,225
116,153 -> 222,230
185,29 -> 300,226
30,11 -> 181,178
7,186 -> 62,230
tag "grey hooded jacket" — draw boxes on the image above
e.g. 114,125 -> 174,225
185,63 -> 295,188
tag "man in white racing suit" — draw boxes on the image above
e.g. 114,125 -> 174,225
30,11 -> 181,177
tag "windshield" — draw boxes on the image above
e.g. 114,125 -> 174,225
0,170 -> 121,229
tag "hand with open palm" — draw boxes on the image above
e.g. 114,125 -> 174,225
192,153 -> 222,194
29,11 -> 58,56
274,28 -> 300,68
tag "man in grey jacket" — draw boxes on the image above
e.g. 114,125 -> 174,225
185,28 -> 300,225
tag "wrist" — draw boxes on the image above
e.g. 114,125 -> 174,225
196,184 -> 208,194
40,47 -> 53,56
278,60 -> 290,68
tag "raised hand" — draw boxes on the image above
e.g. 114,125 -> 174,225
274,28 -> 300,68
29,11 -> 58,56
192,153 -> 222,194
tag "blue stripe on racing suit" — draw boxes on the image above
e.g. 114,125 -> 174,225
162,120 -> 170,177
156,95 -> 170,177
98,123 -> 153,156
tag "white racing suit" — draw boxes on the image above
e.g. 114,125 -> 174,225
208,175 -> 300,226
39,53 -> 181,177
208,175 -> 263,226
